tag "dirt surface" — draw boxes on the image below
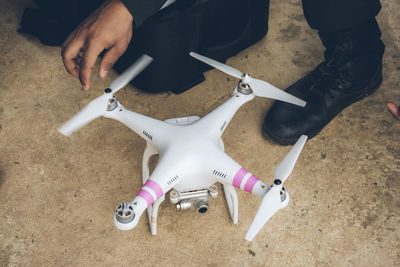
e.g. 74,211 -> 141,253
1,0 -> 399,266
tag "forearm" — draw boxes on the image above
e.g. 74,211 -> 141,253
120,0 -> 168,27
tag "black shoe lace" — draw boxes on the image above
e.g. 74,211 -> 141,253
306,58 -> 336,94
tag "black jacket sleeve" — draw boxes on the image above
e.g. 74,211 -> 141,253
120,0 -> 168,27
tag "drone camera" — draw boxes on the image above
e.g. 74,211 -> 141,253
198,206 -> 208,214
195,200 -> 209,214
170,185 -> 219,214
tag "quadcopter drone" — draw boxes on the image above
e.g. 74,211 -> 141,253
58,52 -> 307,241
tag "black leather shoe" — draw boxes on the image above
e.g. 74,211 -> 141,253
263,19 -> 385,145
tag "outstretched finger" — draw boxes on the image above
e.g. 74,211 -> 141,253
79,40 -> 104,90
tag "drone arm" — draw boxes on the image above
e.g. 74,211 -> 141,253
197,91 -> 254,140
114,177 -> 167,231
207,148 -> 270,198
222,166 -> 270,198
114,153 -> 185,231
103,103 -> 173,150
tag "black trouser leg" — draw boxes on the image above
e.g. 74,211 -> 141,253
301,0 -> 381,31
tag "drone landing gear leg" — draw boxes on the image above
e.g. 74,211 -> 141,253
146,195 -> 165,235
142,142 -> 164,235
223,185 -> 238,224
218,138 -> 239,224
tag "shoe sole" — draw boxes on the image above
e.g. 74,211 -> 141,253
263,72 -> 383,146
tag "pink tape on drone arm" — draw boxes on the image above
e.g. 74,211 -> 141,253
232,167 -> 248,188
144,180 -> 164,198
137,189 -> 155,206
244,175 -> 259,193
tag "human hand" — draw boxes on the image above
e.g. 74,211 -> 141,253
61,0 -> 133,90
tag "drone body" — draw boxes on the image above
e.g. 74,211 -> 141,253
59,52 -> 307,241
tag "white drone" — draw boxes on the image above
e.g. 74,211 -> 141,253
58,52 -> 307,241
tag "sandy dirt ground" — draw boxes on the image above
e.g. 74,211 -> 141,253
1,0 -> 399,266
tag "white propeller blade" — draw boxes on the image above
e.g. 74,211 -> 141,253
245,185 -> 282,241
58,94 -> 110,136
59,54 -> 153,136
189,52 -> 242,79
274,135 -> 308,183
109,54 -> 153,94
189,51 -> 306,107
245,135 -> 307,241
249,78 -> 306,107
